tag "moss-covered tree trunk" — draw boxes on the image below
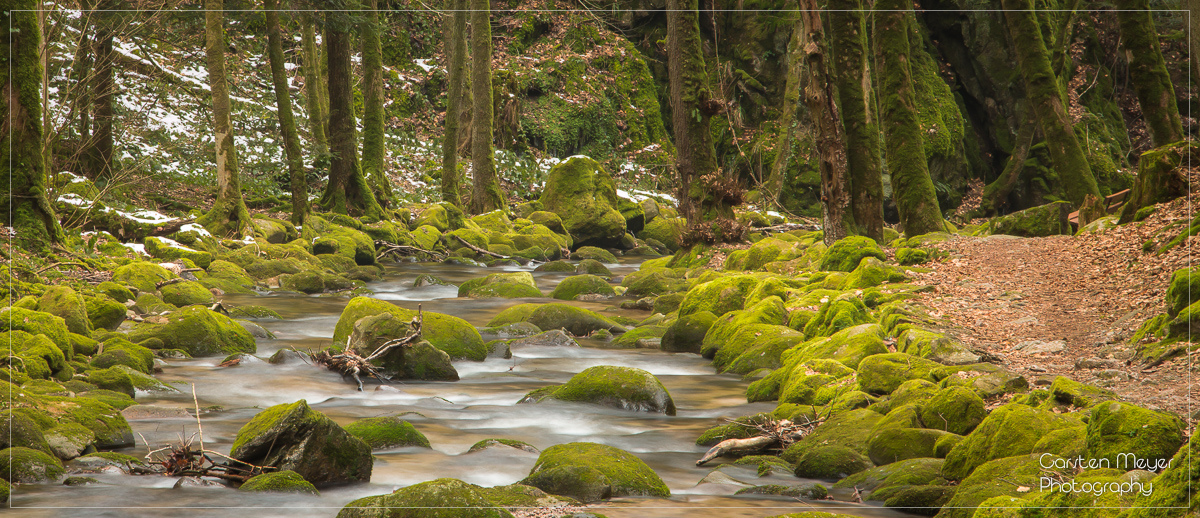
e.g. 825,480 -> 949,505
1115,0 -> 1184,147
265,0 -> 307,226
0,3 -> 65,250
874,0 -> 943,236
765,14 -> 803,205
320,7 -> 383,219
980,119 -> 1037,215
441,0 -> 468,206
361,0 -> 392,208
85,1 -> 116,181
197,0 -> 254,238
70,2 -> 93,144
301,12 -> 328,167
1189,0 -> 1200,91
1002,0 -> 1099,207
468,0 -> 503,214
830,0 -> 882,242
798,0 -> 852,245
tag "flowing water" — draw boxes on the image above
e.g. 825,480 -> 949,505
10,259 -> 915,518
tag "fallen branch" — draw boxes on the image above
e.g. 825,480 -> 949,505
695,415 -> 825,466
36,261 -> 92,274
697,436 -> 777,466
311,305 -> 425,390
375,240 -> 446,262
156,278 -> 186,289
453,234 -> 507,259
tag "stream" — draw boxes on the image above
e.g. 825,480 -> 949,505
10,258 -> 915,518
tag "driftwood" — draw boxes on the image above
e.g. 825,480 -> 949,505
756,222 -> 822,235
696,415 -> 825,466
310,305 -> 425,390
452,234 -> 507,259
375,240 -> 446,262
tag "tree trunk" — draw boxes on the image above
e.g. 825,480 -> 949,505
1115,0 -> 1184,147
320,6 -> 383,218
0,2 -> 64,250
979,119 -> 1037,215
765,13 -> 802,206
829,0 -> 882,242
361,0 -> 393,208
874,0 -> 944,237
469,0 -> 503,214
1001,0 -> 1099,207
442,0 -> 468,206
196,0 -> 253,238
301,12 -> 328,167
86,2 -> 115,182
70,3 -> 93,144
265,0 -> 307,226
1189,0 -> 1200,92
798,0 -> 851,245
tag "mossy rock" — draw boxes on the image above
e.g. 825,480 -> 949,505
239,470 -> 319,495
9,331 -> 70,381
640,217 -> 685,252
4,307 -> 73,361
841,257 -> 909,289
1085,401 -> 1185,469
611,325 -> 666,349
678,274 -> 763,317
574,246 -> 617,263
280,271 -> 325,294
44,422 -> 96,460
696,413 -> 777,446
144,237 -> 213,268
413,202 -> 466,232
867,427 -> 956,466
790,323 -> 889,370
198,260 -> 257,294
1118,432 -> 1199,517
333,297 -> 487,361
0,447 -> 64,483
873,379 -> 938,415
895,247 -> 931,265
90,337 -> 155,374
920,386 -> 986,435
84,296 -> 126,331
126,306 -> 255,357
550,274 -> 615,300
159,280 -> 216,306
794,445 -> 872,479
942,402 -> 1083,480
230,400 -> 372,487
896,328 -> 980,366
781,409 -> 884,463
97,281 -> 136,303
520,366 -> 675,415
534,260 -> 576,272
112,261 -> 177,294
834,457 -> 947,499
458,271 -> 542,298
701,296 -> 788,358
37,285 -> 92,336
539,157 -> 627,248
467,439 -> 540,454
1047,376 -> 1117,409
85,366 -> 135,397
937,453 -> 1060,518
344,416 -> 431,450
348,314 -> 458,380
0,411 -> 52,456
338,478 -> 515,518
987,201 -> 1072,237
856,353 -> 942,395
523,303 -> 625,336
571,260 -> 611,278
1165,267 -> 1200,316
803,295 -> 874,338
476,483 -> 580,508
529,211 -> 567,235
660,311 -> 716,354
621,267 -> 687,297
410,224 -> 442,250
819,236 -> 886,272
521,442 -> 669,502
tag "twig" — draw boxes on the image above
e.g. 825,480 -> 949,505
156,278 -> 186,289
36,261 -> 91,273
453,234 -> 507,258
191,384 -> 204,459
375,239 -> 446,262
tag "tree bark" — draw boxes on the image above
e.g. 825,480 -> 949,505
1115,0 -> 1184,147
85,0 -> 116,181
265,0 -> 307,226
301,12 -> 328,167
320,6 -> 383,218
1002,0 -> 1100,207
874,0 -> 944,236
980,119 -> 1037,215
70,2 -> 93,144
469,0 -> 503,214
830,0 -> 882,242
798,0 -> 851,245
196,0 -> 254,238
0,2 -> 64,250
442,0 -> 468,206
1189,0 -> 1200,92
361,0 -> 392,208
765,13 -> 802,207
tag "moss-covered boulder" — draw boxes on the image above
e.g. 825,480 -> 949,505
988,201 -> 1072,237
523,303 -> 625,336
1118,433 -> 1199,518
230,400 -> 372,487
867,427 -> 957,466
539,157 -> 626,248
550,274 -> 615,300
920,386 -> 986,435
0,447 -> 64,483
521,442 -> 669,502
803,295 -> 874,338
37,285 -> 91,336
1165,267 -> 1200,316
198,259 -> 257,294
896,328 -> 980,366
678,274 -> 763,317
43,422 -> 96,460
458,272 -> 541,298
346,313 -> 459,381
1085,401 -> 1185,469
574,246 -> 617,263
819,236 -> 887,272
661,310 -> 716,354
1047,376 -> 1117,409
793,445 -> 872,480
333,297 -> 487,361
520,366 -> 675,415
856,353 -> 941,395
414,202 -> 467,232
937,454 -> 1058,518
529,211 -> 567,235
895,247 -> 931,266
144,237 -> 213,268
84,295 -> 126,331
159,280 -> 216,306
833,457 -> 948,500
340,479 -> 516,518
126,306 -> 255,357
112,261 -> 177,294
576,259 -> 613,277
621,267 -> 687,297
239,470 -> 319,495
344,416 -> 431,450
5,307 -> 73,361
942,402 -> 1083,480
467,439 -> 540,454
781,409 -> 884,463
640,217 -> 685,252
0,411 -> 52,456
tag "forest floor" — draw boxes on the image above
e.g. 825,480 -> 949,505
911,196 -> 1197,422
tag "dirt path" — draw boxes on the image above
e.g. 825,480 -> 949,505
908,200 -> 1196,419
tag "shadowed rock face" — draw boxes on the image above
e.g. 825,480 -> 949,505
230,400 -> 372,487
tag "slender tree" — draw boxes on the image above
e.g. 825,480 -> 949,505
320,7 -> 383,218
1188,0 -> 1200,90
197,0 -> 254,237
1,2 -> 65,250
84,0 -> 116,181
469,0 -> 503,213
265,0 -> 307,225
361,0 -> 393,207
301,11 -> 328,165
441,0 -> 469,206
765,13 -> 802,205
1002,0 -> 1099,206
830,0 -> 883,242
875,0 -> 944,236
1116,0 -> 1184,147
798,0 -> 852,244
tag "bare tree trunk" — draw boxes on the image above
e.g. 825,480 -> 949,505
830,0 -> 883,242
301,12 -> 328,168
468,0 -> 503,214
265,0 -> 307,226
196,0 -> 253,238
442,0 -> 468,206
798,0 -> 851,245
1115,0 -> 1184,147
765,13 -> 802,206
86,1 -> 116,181
361,0 -> 392,208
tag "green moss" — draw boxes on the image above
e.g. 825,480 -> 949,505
640,217 -> 685,252
942,402 -> 1083,480
803,295 -> 875,338
833,457 -> 947,498
549,274 -> 615,300
522,442 -> 669,501
696,413 -> 776,446
112,261 -> 177,294
781,409 -> 884,463
521,366 -> 675,415
83,296 -> 125,331
91,338 -> 155,374
612,325 -> 667,349
0,447 -> 64,483
344,416 -> 431,450
794,445 -> 872,479
856,353 -> 942,395
938,453 -> 1060,518
239,470 -> 320,494
820,236 -> 887,272
988,201 -> 1073,237
920,386 -> 986,435
661,310 -> 716,354
144,237 -> 213,268
159,280 -> 216,306
457,272 -> 541,299
339,478 -> 515,517
231,400 -> 371,487
1085,401 -> 1185,468
126,306 -> 255,358
84,367 -> 135,397
4,307 -> 72,361
332,297 -> 487,361
37,285 -> 91,336
96,281 -> 135,303
840,258 -> 909,289
1047,376 -> 1117,409
678,274 -> 763,317
539,157 -> 626,247
867,427 -> 956,465
467,438 -> 539,454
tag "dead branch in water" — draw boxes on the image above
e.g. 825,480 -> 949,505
375,240 -> 446,262
452,234 -> 508,259
310,304 -> 424,390
696,415 -> 825,466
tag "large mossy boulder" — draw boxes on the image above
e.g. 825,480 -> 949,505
239,470 -> 319,495
833,457 -> 948,500
640,217 -> 684,252
1117,433 -> 1199,518
0,411 -> 52,456
988,201 -> 1072,237
920,386 -> 986,435
230,400 -> 372,487
678,274 -> 763,317
1165,266 -> 1200,316
937,454 -> 1060,518
941,402 -> 1083,480
866,427 -> 957,466
539,156 -> 626,248
159,280 -> 216,306
819,236 -> 886,272
781,409 -> 883,463
112,261 -> 176,294
524,303 -> 626,336
793,445 -> 872,480
458,272 -> 541,298
144,236 -> 213,268
413,202 -> 467,232
661,310 -> 717,354
333,297 -> 487,361
520,366 -> 675,415
37,285 -> 91,336
344,416 -> 431,450
126,306 -> 255,357
521,442 -> 669,502
347,313 -> 458,381
549,274 -> 614,300
339,478 -> 515,518
4,307 -> 73,361
856,353 -> 942,395
0,447 -> 64,483
621,267 -> 687,297
1085,401 -> 1185,468
84,295 -> 126,331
